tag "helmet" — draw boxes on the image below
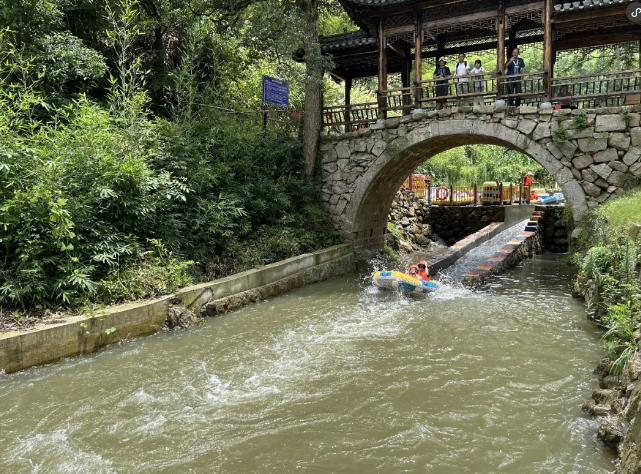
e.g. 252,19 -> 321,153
409,265 -> 419,273
418,260 -> 428,267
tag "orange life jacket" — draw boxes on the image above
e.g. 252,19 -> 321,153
417,270 -> 430,280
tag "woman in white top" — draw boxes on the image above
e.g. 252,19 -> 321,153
455,53 -> 470,106
470,59 -> 485,106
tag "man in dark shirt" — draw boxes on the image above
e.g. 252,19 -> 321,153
504,48 -> 526,107
433,57 -> 451,110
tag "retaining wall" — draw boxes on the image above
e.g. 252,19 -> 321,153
0,244 -> 355,374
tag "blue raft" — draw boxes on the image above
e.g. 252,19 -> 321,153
372,270 -> 439,293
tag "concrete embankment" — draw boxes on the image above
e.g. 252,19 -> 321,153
0,244 -> 355,374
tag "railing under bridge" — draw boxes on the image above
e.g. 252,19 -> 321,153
419,183 -> 533,207
323,69 -> 641,132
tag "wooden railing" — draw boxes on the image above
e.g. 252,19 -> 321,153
415,72 -> 501,110
497,71 -> 547,103
322,69 -> 641,130
323,102 -> 378,130
551,69 -> 641,108
380,86 -> 415,114
423,183 -> 532,206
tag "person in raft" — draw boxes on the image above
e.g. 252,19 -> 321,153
408,265 -> 420,278
417,261 -> 431,281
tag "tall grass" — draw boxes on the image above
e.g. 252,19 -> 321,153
573,188 -> 641,375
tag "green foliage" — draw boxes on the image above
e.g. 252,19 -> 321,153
0,10 -> 337,312
415,145 -> 555,187
553,126 -> 569,145
571,113 -> 588,131
572,187 -> 641,374
597,188 -> 641,237
93,240 -> 195,304
624,111 -> 632,132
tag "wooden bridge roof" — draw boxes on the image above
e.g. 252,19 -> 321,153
323,0 -> 640,80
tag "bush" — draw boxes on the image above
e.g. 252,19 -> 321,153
0,22 -> 337,312
572,188 -> 641,373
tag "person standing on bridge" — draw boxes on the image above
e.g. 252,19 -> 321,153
433,57 -> 451,110
470,59 -> 485,106
455,53 -> 471,106
504,48 -> 526,107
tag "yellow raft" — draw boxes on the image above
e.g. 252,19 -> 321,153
372,270 -> 439,293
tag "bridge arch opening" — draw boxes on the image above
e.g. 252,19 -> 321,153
339,120 -> 588,248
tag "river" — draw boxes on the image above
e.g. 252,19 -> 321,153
0,254 -> 615,473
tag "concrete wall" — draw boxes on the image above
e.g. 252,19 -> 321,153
0,244 -> 355,374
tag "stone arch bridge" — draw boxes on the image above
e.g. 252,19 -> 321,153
319,104 -> 641,248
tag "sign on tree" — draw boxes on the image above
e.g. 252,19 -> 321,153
262,76 -> 289,108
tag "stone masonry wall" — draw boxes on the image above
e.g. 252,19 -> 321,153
388,189 -> 506,247
427,205 -> 505,246
319,104 -> 641,248
535,205 -> 569,252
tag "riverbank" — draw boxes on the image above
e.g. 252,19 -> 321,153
0,245 -> 355,374
569,188 -> 641,471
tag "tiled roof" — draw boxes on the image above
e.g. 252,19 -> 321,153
320,30 -> 376,52
554,0 -> 634,13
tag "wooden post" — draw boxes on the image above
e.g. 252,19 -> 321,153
519,183 -> 523,204
449,185 -> 454,205
414,11 -> 423,105
409,174 -> 414,191
378,17 -> 388,119
427,182 -> 432,205
510,183 -> 514,204
499,182 -> 503,204
401,57 -> 412,114
543,0 -> 553,100
344,76 -> 352,132
474,183 -> 478,206
508,29 -> 517,59
497,2 -> 506,95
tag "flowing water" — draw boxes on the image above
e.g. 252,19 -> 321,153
0,255 -> 616,473
441,219 -> 531,280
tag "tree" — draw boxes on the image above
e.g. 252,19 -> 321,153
195,0 -> 335,179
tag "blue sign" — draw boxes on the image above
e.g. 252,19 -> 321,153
262,76 -> 289,108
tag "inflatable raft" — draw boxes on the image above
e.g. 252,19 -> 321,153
372,270 -> 439,293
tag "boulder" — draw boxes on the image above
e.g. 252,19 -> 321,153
572,154 -> 593,170
598,417 -> 623,450
593,148 -> 618,163
609,161 -> 629,173
582,181 -> 602,198
593,388 -> 619,406
590,163 -> 613,180
608,132 -> 631,150
596,114 -> 631,132
578,138 -> 608,153
623,146 -> 641,166
607,170 -> 628,187
165,305 -> 198,329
